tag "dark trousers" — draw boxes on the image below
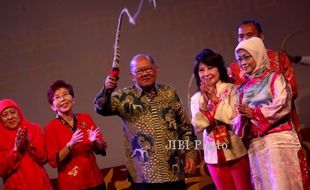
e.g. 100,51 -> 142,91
131,180 -> 186,190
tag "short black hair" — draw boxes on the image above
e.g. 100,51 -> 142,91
193,49 -> 231,90
238,19 -> 263,34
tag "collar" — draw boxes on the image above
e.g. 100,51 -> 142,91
135,84 -> 159,98
56,114 -> 77,132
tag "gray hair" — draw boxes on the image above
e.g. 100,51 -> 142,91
130,54 -> 156,71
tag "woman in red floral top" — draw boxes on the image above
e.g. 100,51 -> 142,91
45,80 -> 107,190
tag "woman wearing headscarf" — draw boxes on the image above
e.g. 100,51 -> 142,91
234,37 -> 303,189
0,99 -> 52,190
190,49 -> 252,190
45,80 -> 107,190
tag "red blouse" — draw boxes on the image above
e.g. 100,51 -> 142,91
0,99 -> 52,190
45,113 -> 107,190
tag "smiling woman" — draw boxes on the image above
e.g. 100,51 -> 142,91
236,52 -> 256,75
44,80 -> 107,190
233,37 -> 303,189
0,107 -> 21,129
190,49 -> 252,190
0,99 -> 53,190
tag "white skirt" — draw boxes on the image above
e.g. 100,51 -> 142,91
248,130 -> 303,190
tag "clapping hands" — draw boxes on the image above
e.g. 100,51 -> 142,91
67,129 -> 84,149
200,79 -> 217,102
66,126 -> 101,150
237,103 -> 253,119
14,127 -> 28,152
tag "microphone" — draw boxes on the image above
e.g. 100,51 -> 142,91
299,56 -> 310,65
289,55 -> 310,66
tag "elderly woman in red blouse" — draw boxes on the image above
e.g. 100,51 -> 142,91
45,80 -> 107,190
0,99 -> 52,190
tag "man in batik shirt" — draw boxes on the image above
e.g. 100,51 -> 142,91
94,54 -> 197,190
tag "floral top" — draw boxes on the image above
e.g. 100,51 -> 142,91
45,113 -> 106,190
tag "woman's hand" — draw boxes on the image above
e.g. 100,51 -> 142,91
200,80 -> 217,102
66,129 -> 84,149
14,127 -> 28,152
88,126 -> 100,143
238,104 -> 253,119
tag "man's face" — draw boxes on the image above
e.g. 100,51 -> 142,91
130,56 -> 158,90
237,23 -> 262,43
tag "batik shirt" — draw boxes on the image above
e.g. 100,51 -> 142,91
94,84 -> 197,183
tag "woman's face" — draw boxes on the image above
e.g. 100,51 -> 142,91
236,49 -> 256,75
0,107 -> 21,129
50,87 -> 74,116
198,62 -> 220,86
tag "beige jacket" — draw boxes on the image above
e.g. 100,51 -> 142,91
191,81 -> 247,164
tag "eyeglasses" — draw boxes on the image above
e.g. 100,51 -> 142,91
132,67 -> 154,75
237,54 -> 253,63
53,93 -> 72,102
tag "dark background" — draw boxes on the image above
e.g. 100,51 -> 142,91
1,0 -> 309,183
